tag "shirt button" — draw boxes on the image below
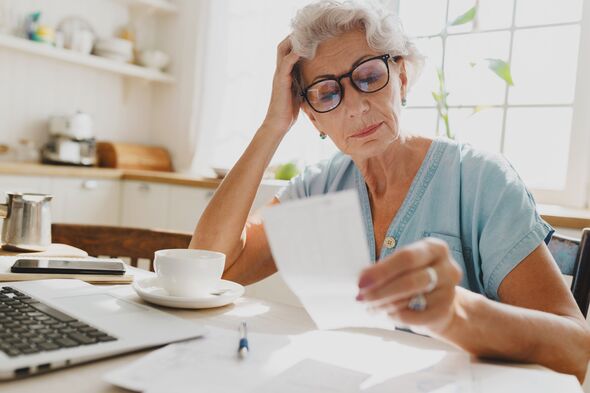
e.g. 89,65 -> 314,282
384,236 -> 396,249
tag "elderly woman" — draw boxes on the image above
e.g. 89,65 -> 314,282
191,0 -> 590,381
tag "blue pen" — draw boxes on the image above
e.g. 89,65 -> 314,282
238,321 -> 249,358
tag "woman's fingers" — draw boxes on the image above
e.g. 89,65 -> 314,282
358,238 -> 450,293
388,287 -> 455,328
277,35 -> 292,54
355,238 -> 464,334
359,263 -> 446,307
262,35 -> 302,135
277,36 -> 297,66
365,287 -> 454,327
277,51 -> 301,78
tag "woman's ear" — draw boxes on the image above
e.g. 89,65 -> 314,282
398,58 -> 408,100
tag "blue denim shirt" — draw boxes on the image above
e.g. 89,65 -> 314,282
276,137 -> 553,300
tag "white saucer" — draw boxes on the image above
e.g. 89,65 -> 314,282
132,276 -> 245,309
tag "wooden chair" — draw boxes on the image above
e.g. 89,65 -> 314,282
547,228 -> 590,317
51,223 -> 193,271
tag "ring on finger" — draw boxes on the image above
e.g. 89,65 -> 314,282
408,293 -> 427,312
425,266 -> 438,293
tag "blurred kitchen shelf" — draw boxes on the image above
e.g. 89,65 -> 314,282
0,34 -> 175,84
116,0 -> 178,14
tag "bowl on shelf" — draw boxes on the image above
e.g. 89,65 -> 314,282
94,37 -> 133,63
138,50 -> 170,71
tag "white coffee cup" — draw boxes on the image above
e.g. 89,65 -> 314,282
154,249 -> 225,297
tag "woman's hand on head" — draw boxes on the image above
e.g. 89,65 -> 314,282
262,36 -> 302,135
356,238 -> 463,335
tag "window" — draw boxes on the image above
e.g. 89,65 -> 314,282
193,0 -> 338,176
397,0 -> 590,207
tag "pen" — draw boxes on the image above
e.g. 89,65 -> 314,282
238,321 -> 249,358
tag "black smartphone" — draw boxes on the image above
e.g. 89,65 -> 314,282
11,259 -> 126,275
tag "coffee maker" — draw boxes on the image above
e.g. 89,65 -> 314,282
41,111 -> 97,166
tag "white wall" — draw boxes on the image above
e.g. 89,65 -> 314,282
0,0 -> 206,172
151,0 -> 210,172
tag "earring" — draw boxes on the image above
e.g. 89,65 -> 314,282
401,97 -> 407,107
319,132 -> 327,140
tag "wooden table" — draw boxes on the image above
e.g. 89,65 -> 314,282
0,278 -> 584,392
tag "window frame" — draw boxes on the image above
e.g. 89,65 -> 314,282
394,0 -> 590,208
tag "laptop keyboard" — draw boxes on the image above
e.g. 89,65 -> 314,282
0,286 -> 117,357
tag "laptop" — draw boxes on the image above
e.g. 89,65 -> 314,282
0,279 -> 207,379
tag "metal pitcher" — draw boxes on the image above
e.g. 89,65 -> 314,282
0,192 -> 53,251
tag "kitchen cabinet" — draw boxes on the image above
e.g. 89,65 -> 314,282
156,182 -> 283,232
50,178 -> 120,225
0,172 -> 285,231
121,181 -> 169,229
0,175 -> 52,198
120,180 -> 285,232
166,185 -> 214,232
120,182 -> 215,232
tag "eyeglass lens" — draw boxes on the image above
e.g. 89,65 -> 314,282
305,57 -> 390,113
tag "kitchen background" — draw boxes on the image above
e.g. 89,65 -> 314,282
0,0 -> 207,172
0,0 -> 590,312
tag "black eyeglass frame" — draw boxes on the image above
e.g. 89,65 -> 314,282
300,54 -> 402,114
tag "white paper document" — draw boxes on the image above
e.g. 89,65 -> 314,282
105,326 -> 290,392
104,325 -> 473,393
261,190 -> 394,330
105,324 -> 581,393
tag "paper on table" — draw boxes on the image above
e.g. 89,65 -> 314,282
0,243 -> 88,257
471,363 -> 583,393
256,359 -> 369,393
255,331 -> 473,393
261,190 -> 394,330
105,326 -> 292,392
105,326 -> 473,393
256,357 -> 473,393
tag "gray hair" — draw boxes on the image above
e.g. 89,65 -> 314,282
290,0 -> 424,97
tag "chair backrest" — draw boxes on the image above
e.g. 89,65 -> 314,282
547,228 -> 590,317
51,223 -> 193,271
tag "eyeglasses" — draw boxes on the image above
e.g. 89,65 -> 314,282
300,54 -> 401,113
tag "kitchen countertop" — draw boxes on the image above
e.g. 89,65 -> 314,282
0,162 -> 224,189
1,162 -> 589,229
536,204 -> 590,231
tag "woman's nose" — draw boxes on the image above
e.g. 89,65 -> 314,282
341,79 -> 370,118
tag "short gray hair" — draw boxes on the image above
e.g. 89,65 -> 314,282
290,0 -> 424,97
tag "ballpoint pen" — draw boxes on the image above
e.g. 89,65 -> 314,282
238,321 -> 249,358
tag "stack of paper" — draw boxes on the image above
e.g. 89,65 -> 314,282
104,325 -> 472,393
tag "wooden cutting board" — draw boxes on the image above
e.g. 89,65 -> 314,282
97,142 -> 173,172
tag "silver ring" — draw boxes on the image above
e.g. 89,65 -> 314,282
425,267 -> 438,293
408,293 -> 427,312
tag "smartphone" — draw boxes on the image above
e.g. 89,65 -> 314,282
11,259 -> 126,275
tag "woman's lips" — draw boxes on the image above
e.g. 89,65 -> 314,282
351,122 -> 383,138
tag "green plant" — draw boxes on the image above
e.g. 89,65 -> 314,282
274,162 -> 300,180
432,4 -> 514,139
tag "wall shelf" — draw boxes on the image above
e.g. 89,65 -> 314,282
117,0 -> 178,15
0,34 -> 175,84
